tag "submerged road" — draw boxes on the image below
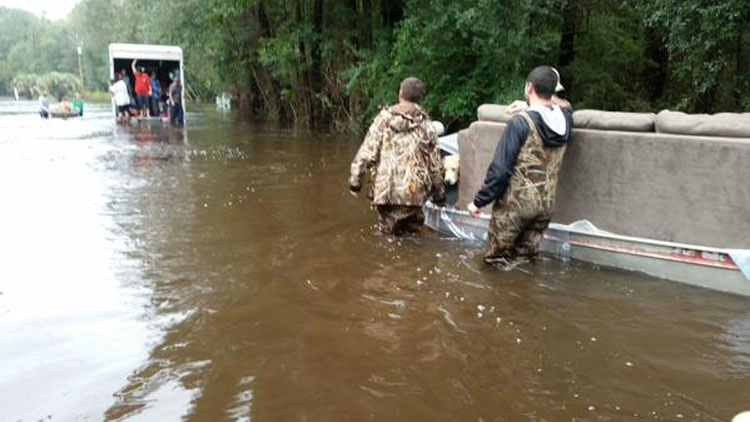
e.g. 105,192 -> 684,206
0,100 -> 748,421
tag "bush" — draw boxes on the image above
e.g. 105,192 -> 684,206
11,73 -> 42,99
82,90 -> 111,102
12,72 -> 81,100
42,72 -> 81,101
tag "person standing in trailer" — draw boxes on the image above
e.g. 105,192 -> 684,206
168,75 -> 184,126
149,71 -> 160,117
119,69 -> 134,106
132,59 -> 152,118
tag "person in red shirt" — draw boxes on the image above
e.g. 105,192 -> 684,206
132,59 -> 153,117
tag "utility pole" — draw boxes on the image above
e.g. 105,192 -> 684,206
77,42 -> 84,92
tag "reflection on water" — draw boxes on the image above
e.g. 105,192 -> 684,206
0,100 -> 748,421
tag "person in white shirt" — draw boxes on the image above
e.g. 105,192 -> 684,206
108,75 -> 131,123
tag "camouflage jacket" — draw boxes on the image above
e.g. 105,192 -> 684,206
349,104 -> 445,206
497,111 -> 567,215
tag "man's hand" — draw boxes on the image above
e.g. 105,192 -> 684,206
432,194 -> 446,208
507,100 -> 528,115
551,95 -> 571,108
467,202 -> 481,217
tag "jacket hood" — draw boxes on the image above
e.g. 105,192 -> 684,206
528,105 -> 574,147
386,104 -> 429,133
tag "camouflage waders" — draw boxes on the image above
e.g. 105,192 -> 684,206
486,111 -> 567,267
377,205 -> 424,235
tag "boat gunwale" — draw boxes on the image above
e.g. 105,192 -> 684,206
426,202 -> 742,272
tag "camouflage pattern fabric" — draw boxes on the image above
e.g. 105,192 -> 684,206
486,111 -> 567,266
349,105 -> 444,207
377,205 -> 424,235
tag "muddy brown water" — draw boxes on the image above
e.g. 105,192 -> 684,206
0,101 -> 748,422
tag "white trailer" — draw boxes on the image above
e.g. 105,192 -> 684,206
108,43 -> 185,120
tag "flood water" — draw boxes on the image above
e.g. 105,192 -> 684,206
1,100 -> 749,422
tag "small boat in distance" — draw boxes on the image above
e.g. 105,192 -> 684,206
49,110 -> 80,119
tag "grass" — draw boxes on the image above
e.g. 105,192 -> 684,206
82,90 -> 111,102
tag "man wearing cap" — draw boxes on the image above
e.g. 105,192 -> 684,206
132,59 -> 152,118
349,77 -> 446,235
468,66 -> 573,268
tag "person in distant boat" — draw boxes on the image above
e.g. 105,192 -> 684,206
168,76 -> 184,126
72,92 -> 84,117
109,75 -> 131,123
468,66 -> 573,269
132,59 -> 152,118
59,100 -> 73,113
38,92 -> 50,119
349,77 -> 446,235
149,71 -> 160,117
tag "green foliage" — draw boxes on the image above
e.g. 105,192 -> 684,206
11,73 -> 42,98
569,1 -> 652,111
11,72 -> 81,100
344,0 -> 533,128
42,72 -> 82,101
2,0 -> 747,125
82,90 -> 111,102
636,0 -> 750,112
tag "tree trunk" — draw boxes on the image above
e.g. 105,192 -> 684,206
255,1 -> 288,123
296,0 -> 312,124
733,25 -> 745,110
310,0 -> 325,126
557,0 -> 578,95
257,0 -> 273,37
643,26 -> 668,103
381,0 -> 404,28
362,0 -> 372,48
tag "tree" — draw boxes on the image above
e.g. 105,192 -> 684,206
636,0 -> 750,112
11,73 -> 42,99
42,72 -> 81,101
2,0 -> 746,126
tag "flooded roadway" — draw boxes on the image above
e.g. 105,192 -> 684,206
0,100 -> 749,421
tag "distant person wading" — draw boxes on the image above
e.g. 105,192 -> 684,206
38,92 -> 50,119
349,77 -> 446,235
468,66 -> 573,269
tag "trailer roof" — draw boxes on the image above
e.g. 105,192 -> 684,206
109,43 -> 183,61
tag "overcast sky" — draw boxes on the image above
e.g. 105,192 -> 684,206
0,0 -> 80,20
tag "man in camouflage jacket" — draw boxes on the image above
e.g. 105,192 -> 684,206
468,66 -> 573,268
349,77 -> 446,235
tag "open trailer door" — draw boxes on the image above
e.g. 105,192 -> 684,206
108,43 -> 185,121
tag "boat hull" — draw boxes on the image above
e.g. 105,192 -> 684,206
424,202 -> 750,297
50,111 -> 80,119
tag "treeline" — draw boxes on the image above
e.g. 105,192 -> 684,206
12,72 -> 81,101
0,8 -> 82,99
2,0 -> 748,130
